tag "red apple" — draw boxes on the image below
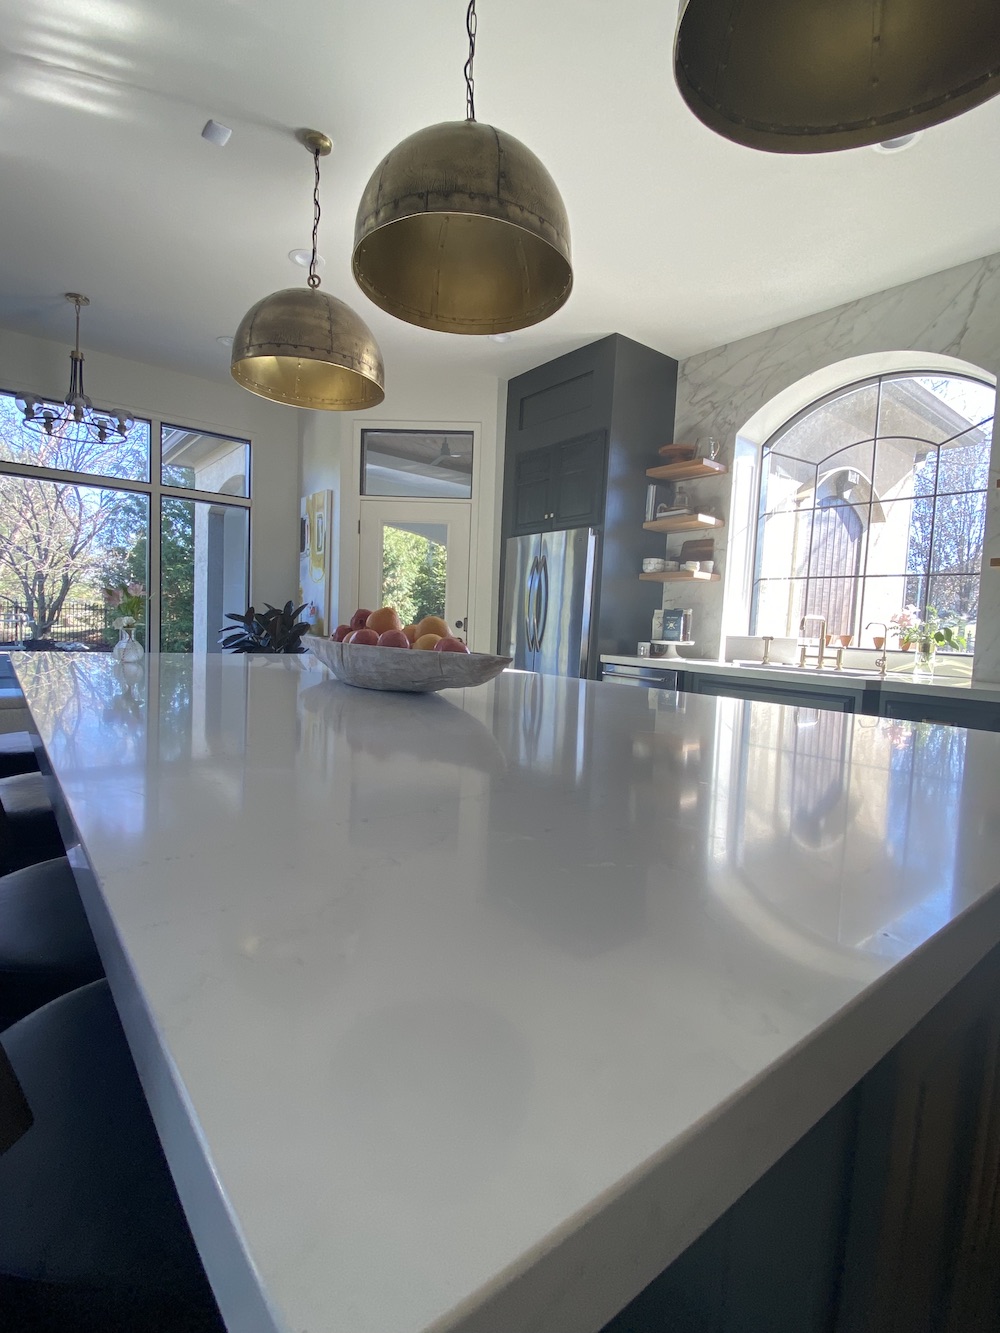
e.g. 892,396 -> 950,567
331,624 -> 353,642
349,608 -> 372,631
433,636 -> 471,654
377,630 -> 411,648
347,628 -> 379,645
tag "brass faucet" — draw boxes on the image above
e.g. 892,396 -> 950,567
866,622 -> 889,678
798,615 -> 827,668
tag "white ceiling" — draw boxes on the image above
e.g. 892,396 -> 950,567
2,0 -> 1000,389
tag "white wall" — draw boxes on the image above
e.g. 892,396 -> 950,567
301,364 -> 504,654
672,253 -> 1000,681
0,326 -> 301,614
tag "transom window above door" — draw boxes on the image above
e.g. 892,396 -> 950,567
361,429 -> 473,500
751,373 -> 994,649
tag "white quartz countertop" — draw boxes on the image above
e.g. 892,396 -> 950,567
600,654 -> 1000,703
13,652 -> 1000,1333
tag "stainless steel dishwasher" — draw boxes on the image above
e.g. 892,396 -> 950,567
600,662 -> 680,689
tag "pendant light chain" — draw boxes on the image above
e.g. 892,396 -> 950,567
464,0 -> 477,121
308,148 -> 322,290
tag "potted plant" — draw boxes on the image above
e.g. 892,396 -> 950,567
219,601 -> 310,654
889,605 -> 967,675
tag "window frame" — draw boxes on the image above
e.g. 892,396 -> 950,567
749,370 -> 993,650
0,388 -> 253,652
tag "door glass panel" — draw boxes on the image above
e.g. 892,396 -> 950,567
161,424 -> 249,496
380,522 -> 448,625
160,497 -> 249,652
358,501 -> 471,639
361,429 -> 473,499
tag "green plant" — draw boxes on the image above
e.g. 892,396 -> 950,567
890,604 -> 967,651
220,601 -> 310,654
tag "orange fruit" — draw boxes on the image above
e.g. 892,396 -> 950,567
412,633 -> 443,651
366,606 -> 402,634
401,623 -> 420,644
416,615 -> 450,640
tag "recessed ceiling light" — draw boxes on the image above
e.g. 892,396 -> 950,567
873,132 -> 922,154
289,248 -> 325,269
489,332 -> 513,343
217,335 -> 234,347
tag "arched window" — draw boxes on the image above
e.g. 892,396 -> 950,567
751,373 -> 994,649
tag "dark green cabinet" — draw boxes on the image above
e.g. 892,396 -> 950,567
510,431 -> 607,536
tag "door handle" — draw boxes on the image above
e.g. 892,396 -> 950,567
525,557 -> 539,652
535,553 -> 549,648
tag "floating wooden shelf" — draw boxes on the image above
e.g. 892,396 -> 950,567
645,458 -> 728,482
643,513 -> 725,534
639,570 -> 720,582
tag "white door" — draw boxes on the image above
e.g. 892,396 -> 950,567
358,500 -> 472,638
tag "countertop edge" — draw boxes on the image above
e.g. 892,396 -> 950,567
449,885 -> 1000,1333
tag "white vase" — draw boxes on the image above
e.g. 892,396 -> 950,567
117,626 -> 144,664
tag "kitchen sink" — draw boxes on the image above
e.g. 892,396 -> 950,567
729,660 -> 882,680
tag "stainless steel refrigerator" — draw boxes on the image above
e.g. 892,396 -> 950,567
500,528 -> 598,677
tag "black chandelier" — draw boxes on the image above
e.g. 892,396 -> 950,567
16,294 -> 134,445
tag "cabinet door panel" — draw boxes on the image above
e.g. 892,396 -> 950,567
512,448 -> 553,534
553,432 -> 606,528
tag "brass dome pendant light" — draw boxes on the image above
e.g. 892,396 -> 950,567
674,0 -> 1000,153
352,1 -> 572,335
232,131 -> 385,410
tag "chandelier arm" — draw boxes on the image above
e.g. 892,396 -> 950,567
464,0 -> 477,121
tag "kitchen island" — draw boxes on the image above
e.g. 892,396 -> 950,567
12,651 -> 1000,1333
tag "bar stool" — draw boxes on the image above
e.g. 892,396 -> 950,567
0,858 -> 104,1029
0,980 -> 222,1325
0,732 -> 38,779
0,772 -> 64,874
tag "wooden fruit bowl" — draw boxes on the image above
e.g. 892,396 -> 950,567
306,638 -> 512,693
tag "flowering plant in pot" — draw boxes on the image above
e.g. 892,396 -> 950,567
890,604 -> 967,652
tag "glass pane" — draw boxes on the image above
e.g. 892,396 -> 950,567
931,489 -> 986,576
928,574 -> 978,638
362,430 -> 473,499
753,578 -> 807,638
866,498 -> 930,576
161,424 -> 249,496
807,501 -> 868,583
858,576 -> 912,642
380,522 -> 447,626
0,473 -> 147,648
803,577 -> 859,640
771,383 -> 879,465
757,508 -> 812,579
935,426 -> 991,494
160,497 -> 249,652
873,436 -> 937,500
909,376 -> 995,432
760,451 -> 815,513
0,390 -> 149,481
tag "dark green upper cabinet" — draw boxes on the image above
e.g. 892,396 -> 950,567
510,432 -> 607,535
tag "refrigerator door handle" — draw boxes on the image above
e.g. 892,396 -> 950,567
535,552 -> 550,649
525,557 -> 539,651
